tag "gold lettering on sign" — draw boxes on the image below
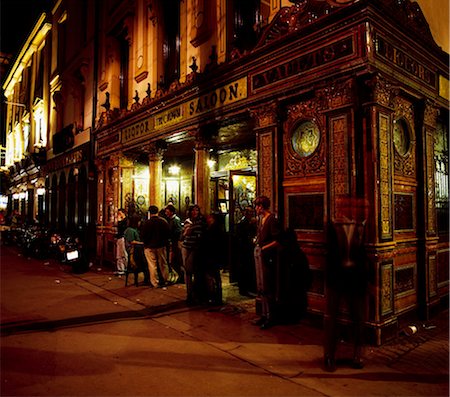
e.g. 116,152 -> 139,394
121,119 -> 152,143
379,113 -> 392,239
187,77 -> 247,118
154,106 -> 183,129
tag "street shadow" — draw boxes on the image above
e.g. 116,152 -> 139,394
0,300 -> 190,336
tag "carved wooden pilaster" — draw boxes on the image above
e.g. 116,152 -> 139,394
95,159 -> 106,225
251,103 -> 279,207
193,132 -> 211,213
423,101 -> 438,236
250,102 -> 278,129
365,75 -> 395,242
144,143 -> 165,209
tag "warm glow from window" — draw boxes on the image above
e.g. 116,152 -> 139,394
33,102 -> 46,147
13,124 -> 23,161
6,133 -> 14,167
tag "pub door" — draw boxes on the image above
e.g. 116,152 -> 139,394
210,169 -> 256,284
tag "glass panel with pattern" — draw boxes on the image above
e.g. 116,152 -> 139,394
291,120 -> 320,158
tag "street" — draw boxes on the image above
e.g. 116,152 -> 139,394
1,245 -> 448,397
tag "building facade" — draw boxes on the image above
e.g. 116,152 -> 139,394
2,0 -> 449,344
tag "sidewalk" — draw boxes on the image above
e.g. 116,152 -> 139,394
71,262 -> 449,374
4,246 -> 448,396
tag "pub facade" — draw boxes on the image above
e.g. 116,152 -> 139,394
93,0 -> 449,343
2,0 -> 447,345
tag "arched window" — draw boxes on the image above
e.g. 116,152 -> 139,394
58,173 -> 66,231
51,175 -> 58,228
67,170 -> 76,232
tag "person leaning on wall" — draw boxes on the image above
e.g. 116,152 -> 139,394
115,208 -> 128,276
253,195 -> 282,330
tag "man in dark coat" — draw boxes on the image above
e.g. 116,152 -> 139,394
141,205 -> 171,287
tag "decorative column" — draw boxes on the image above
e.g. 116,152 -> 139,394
363,74 -> 396,344
193,137 -> 210,213
419,100 -> 440,318
250,102 -> 279,212
94,158 -> 106,266
146,143 -> 165,210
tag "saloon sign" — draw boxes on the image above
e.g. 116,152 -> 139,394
120,77 -> 248,144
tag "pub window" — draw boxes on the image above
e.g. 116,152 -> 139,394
34,50 -> 44,102
118,29 -> 130,110
58,17 -> 67,71
227,0 -> 261,55
434,118 -> 449,235
161,0 -> 180,88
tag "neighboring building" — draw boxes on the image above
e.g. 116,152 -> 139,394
2,0 -> 449,344
2,14 -> 52,222
1,2 -> 98,255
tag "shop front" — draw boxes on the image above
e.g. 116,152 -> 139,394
94,1 -> 449,343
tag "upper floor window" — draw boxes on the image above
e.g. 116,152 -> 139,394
13,123 -> 23,162
118,29 -> 130,110
33,99 -> 46,148
161,0 -> 180,88
22,114 -> 30,154
227,0 -> 260,56
57,12 -> 67,71
435,116 -> 449,235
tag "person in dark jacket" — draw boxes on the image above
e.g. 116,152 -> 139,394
253,196 -> 281,330
141,205 -> 171,287
165,204 -> 183,283
181,204 -> 206,304
200,212 -> 226,305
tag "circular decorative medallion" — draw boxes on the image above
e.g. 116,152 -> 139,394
291,120 -> 320,158
393,118 -> 411,156
136,195 -> 146,205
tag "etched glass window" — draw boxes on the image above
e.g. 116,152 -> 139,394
393,118 -> 410,156
291,120 -> 320,158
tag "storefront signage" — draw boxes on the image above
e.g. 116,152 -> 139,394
46,147 -> 87,172
112,78 -> 248,146
154,106 -> 183,130
375,35 -> 436,88
251,37 -> 354,91
121,118 -> 153,143
187,77 -> 247,117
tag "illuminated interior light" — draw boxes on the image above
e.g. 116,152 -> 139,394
168,165 -> 180,175
207,159 -> 216,169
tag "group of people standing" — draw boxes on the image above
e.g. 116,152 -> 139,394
115,203 -> 226,305
115,195 -> 368,372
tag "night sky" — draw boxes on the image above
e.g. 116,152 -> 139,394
1,0 -> 52,56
